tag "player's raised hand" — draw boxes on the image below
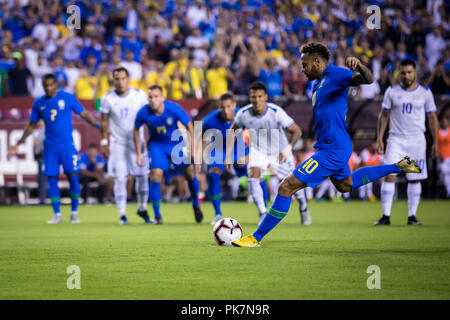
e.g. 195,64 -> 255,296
7,145 -> 18,158
376,138 -> 384,154
345,57 -> 361,71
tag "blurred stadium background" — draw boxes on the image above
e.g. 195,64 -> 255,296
0,0 -> 449,205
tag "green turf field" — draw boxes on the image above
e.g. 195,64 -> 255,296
0,200 -> 449,300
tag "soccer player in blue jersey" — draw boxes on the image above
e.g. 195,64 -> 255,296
133,85 -> 203,224
8,73 -> 99,224
232,42 -> 421,247
202,92 -> 270,225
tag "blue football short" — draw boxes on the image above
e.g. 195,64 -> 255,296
43,145 -> 80,176
293,147 -> 352,188
149,142 -> 190,171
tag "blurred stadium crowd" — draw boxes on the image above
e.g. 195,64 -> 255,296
0,0 -> 449,102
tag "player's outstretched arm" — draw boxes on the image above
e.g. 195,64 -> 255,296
7,121 -> 38,157
280,123 -> 302,162
427,112 -> 440,158
346,57 -> 374,85
80,110 -> 99,128
100,114 -> 109,158
133,126 -> 143,167
376,109 -> 390,154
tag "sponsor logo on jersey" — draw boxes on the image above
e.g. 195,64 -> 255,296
167,117 -> 173,126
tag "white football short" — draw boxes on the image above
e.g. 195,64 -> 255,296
384,134 -> 427,180
108,141 -> 149,177
248,147 -> 295,180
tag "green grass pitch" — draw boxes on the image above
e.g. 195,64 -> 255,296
0,200 -> 449,300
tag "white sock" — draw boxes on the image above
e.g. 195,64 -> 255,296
359,184 -> 366,199
269,176 -> 279,201
114,176 -> 127,217
229,176 -> 240,199
248,178 -> 267,215
135,175 -> 148,211
316,179 -> 330,198
305,187 -> 313,200
407,182 -> 421,217
445,173 -> 450,197
294,189 -> 308,211
381,181 -> 395,217
366,182 -> 373,198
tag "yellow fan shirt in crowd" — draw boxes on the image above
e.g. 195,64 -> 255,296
206,67 -> 227,98
75,76 -> 97,100
168,78 -> 190,100
164,58 -> 188,78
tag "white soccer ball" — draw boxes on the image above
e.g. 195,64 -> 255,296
212,218 -> 243,246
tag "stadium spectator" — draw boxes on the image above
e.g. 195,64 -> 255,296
427,59 -> 450,95
258,57 -> 282,99
7,51 -> 32,96
30,53 -> 52,98
206,57 -> 231,99
75,67 -> 97,100
119,49 -> 142,86
79,144 -> 106,204
31,12 -> 58,44
282,62 -> 306,97
425,27 -> 446,69
438,115 -> 450,198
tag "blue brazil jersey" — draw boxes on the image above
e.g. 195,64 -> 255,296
202,108 -> 249,161
135,100 -> 192,170
311,64 -> 355,150
135,100 -> 191,145
30,90 -> 84,149
293,65 -> 355,188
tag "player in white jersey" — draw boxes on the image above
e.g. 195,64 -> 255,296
376,59 -> 440,226
99,67 -> 150,225
226,82 -> 311,225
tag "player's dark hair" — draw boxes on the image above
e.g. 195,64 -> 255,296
219,92 -> 234,101
148,84 -> 163,92
112,66 -> 129,77
249,82 -> 267,93
42,73 -> 56,82
400,59 -> 416,69
88,143 -> 99,149
299,42 -> 331,62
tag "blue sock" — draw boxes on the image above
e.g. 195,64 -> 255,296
48,177 -> 60,214
188,177 -> 200,208
208,173 -> 222,216
351,164 -> 402,191
150,181 -> 161,218
68,175 -> 80,212
260,180 -> 269,207
253,194 -> 292,242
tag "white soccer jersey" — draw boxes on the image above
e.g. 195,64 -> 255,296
234,102 -> 295,156
100,87 -> 148,145
381,84 -> 437,136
